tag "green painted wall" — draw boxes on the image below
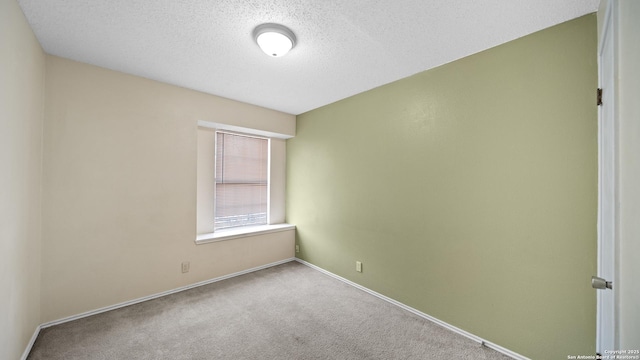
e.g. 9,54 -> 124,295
287,14 -> 597,359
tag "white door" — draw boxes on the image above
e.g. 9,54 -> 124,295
596,1 -> 616,353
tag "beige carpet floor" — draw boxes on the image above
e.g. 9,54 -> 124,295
27,261 -> 513,359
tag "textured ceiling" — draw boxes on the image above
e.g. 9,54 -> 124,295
17,0 -> 598,115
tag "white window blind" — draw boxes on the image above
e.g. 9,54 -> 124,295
215,132 -> 268,230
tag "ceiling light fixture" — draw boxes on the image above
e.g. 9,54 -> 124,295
253,23 -> 296,57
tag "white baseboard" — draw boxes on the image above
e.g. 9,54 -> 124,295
23,257 -> 527,360
20,324 -> 42,360
40,257 -> 295,329
22,257 -> 296,358
295,258 -> 530,360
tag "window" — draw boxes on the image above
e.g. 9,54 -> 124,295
214,131 -> 269,230
196,122 -> 293,244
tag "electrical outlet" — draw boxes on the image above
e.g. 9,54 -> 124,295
295,244 -> 300,253
356,261 -> 362,273
181,261 -> 190,273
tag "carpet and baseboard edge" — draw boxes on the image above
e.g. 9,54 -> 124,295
20,257 -> 296,360
294,258 -> 530,360
20,324 -> 42,360
22,257 -> 529,360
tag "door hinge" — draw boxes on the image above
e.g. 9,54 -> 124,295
597,88 -> 603,106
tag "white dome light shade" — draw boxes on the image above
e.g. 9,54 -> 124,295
253,23 -> 296,57
256,32 -> 292,57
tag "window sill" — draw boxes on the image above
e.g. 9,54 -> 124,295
196,223 -> 296,245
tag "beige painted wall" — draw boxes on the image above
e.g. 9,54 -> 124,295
42,55 -> 295,323
0,0 -> 45,358
288,15 -> 597,359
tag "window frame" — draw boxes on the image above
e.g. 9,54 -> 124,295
196,122 -> 294,245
